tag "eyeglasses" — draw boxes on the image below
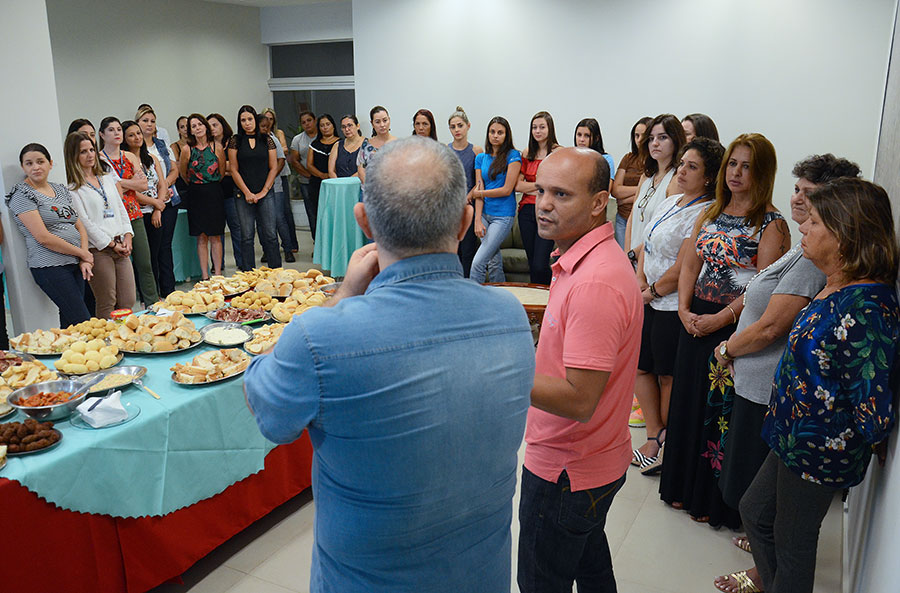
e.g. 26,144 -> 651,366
638,179 -> 659,222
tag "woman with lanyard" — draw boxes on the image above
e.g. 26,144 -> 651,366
65,131 -> 136,318
631,137 -> 723,474
446,106 -> 483,278
515,111 -> 561,285
98,116 -> 159,307
625,113 -> 685,263
137,106 -> 180,297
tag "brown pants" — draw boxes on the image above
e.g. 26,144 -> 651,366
88,246 -> 137,318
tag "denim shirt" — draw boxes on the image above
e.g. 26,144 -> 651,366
245,252 -> 535,592
152,136 -> 181,207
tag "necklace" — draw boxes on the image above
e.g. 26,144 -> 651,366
742,243 -> 801,305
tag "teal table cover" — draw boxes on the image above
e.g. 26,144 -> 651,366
313,178 -> 364,277
0,316 -> 278,518
172,209 -> 202,282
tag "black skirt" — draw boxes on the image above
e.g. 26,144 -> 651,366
186,181 -> 226,237
719,394 -> 770,509
659,297 -> 741,528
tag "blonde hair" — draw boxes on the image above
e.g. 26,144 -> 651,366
135,105 -> 155,122
448,106 -> 469,125
702,133 -> 777,235
64,131 -> 104,190
262,108 -> 280,133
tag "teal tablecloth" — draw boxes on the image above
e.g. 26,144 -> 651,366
1,316 -> 276,518
313,177 -> 365,277
173,209 -> 202,282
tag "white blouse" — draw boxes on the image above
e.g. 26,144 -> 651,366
69,173 -> 132,250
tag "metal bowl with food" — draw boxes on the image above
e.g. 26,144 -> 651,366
81,365 -> 148,396
7,379 -> 89,421
201,322 -> 254,347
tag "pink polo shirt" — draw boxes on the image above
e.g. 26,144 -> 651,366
524,223 -> 643,491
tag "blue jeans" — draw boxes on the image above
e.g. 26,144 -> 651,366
614,213 -> 627,249
235,189 -> 281,269
30,264 -> 91,327
470,214 -> 513,283
222,196 -> 243,270
518,468 -> 625,593
273,190 -> 297,252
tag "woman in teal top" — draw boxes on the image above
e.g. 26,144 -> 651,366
470,116 -> 521,283
740,178 -> 900,593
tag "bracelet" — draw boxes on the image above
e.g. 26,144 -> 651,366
649,283 -> 661,299
726,304 -> 737,324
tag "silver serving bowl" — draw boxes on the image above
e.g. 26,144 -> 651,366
7,379 -> 88,421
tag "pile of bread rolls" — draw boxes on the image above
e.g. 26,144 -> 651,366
112,313 -> 201,353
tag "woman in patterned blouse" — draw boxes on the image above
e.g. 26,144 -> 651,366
740,178 -> 899,593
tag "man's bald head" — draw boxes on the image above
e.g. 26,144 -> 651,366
534,147 -> 611,253
364,136 -> 467,256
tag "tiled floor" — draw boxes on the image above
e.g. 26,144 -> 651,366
150,429 -> 843,593
148,220 -> 842,593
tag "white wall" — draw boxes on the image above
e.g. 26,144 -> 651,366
46,0 -> 271,142
0,0 -> 74,334
352,0 -> 895,233
261,1 -> 352,45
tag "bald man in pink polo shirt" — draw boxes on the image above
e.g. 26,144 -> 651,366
517,147 -> 643,593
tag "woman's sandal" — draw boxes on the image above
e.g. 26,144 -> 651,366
713,570 -> 763,593
631,428 -> 666,470
733,536 -> 752,553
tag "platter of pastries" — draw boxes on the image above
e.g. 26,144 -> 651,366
229,291 -> 277,311
271,291 -> 328,323
53,340 -> 123,375
10,329 -> 76,355
0,360 -> 59,412
244,323 -> 286,355
171,348 -> 251,385
192,275 -> 251,297
112,313 -> 202,354
150,290 -> 225,315
66,317 -> 120,340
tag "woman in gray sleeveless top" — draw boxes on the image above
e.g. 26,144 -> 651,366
447,106 -> 483,277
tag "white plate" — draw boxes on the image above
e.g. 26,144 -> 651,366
70,401 -> 141,430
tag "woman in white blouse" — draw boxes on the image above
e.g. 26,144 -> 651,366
64,131 -> 136,318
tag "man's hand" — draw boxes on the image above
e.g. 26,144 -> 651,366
328,243 -> 379,306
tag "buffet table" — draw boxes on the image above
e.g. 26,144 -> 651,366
0,315 -> 314,593
313,177 -> 365,277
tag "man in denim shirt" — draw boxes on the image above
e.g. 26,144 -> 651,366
245,136 -> 535,593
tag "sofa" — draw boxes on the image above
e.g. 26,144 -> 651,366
500,215 -> 530,283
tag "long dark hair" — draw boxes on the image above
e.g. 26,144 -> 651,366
316,114 -> 338,141
412,109 -> 437,140
369,105 -> 389,138
185,113 -> 213,148
525,111 -> 560,160
98,116 -> 121,150
682,113 -> 720,141
630,116 -> 653,155
574,118 -> 606,155
206,113 -> 234,145
484,116 -> 515,181
340,114 -> 362,137
640,114 -> 686,177
122,120 -> 153,169
234,105 -> 262,143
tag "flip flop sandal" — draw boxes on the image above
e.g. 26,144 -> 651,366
713,570 -> 763,593
733,536 -> 752,553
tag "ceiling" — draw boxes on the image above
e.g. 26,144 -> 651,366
201,0 -> 341,6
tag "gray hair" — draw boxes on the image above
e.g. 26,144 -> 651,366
364,136 -> 467,255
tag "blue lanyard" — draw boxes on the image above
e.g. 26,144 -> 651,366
646,194 -> 707,243
103,150 -> 125,178
85,177 -> 110,210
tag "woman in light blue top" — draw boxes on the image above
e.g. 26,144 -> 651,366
470,116 -> 521,283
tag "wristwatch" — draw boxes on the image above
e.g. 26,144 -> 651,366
719,342 -> 732,361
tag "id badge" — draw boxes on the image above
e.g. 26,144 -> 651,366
103,208 -> 115,219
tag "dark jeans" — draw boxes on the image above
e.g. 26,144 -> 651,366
222,196 -> 243,270
518,467 -> 625,593
274,187 -> 298,252
144,205 -> 178,298
518,204 -> 554,285
30,264 -> 91,327
740,451 -> 839,593
457,203 -> 477,278
302,182 -> 318,241
0,274 -> 8,350
235,189 -> 281,269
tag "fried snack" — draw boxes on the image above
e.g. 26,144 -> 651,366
16,390 -> 76,407
193,275 -> 251,296
171,348 -> 251,384
0,419 -> 60,453
151,290 -> 225,314
66,317 -> 120,340
10,328 -> 76,354
54,339 -> 120,374
229,291 -> 276,311
271,290 -> 329,323
112,312 -> 201,353
244,323 -> 286,354
0,360 -> 59,391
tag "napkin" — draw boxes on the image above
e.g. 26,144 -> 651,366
76,391 -> 128,428
154,308 -> 176,317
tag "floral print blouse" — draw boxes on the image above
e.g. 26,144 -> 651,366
762,283 -> 900,487
694,211 -> 784,304
187,145 -> 222,184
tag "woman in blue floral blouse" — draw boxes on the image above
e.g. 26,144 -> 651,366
740,177 -> 900,593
